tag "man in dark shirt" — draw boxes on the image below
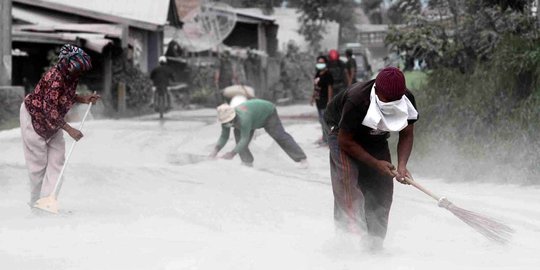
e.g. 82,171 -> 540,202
325,67 -> 418,250
345,49 -> 357,86
150,56 -> 175,111
311,56 -> 333,145
327,49 -> 349,95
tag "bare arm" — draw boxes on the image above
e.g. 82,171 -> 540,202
327,85 -> 334,105
62,123 -> 83,141
348,67 -> 356,85
396,124 -> 415,182
75,93 -> 100,104
338,129 -> 395,177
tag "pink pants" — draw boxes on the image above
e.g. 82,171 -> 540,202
20,104 -> 65,205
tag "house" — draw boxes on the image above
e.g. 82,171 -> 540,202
10,0 -> 182,112
164,3 -> 280,98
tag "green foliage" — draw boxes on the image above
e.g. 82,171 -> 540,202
481,0 -> 531,11
386,0 -> 539,72
112,54 -> 153,110
387,0 -> 422,24
404,70 -> 428,90
189,64 -> 216,106
412,35 -> 540,184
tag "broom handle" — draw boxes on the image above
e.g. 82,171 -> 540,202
403,176 -> 441,202
51,92 -> 96,198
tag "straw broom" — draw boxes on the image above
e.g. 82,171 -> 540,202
402,175 -> 515,244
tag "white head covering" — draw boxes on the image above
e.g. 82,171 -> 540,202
222,85 -> 255,99
217,103 -> 236,123
158,56 -> 167,63
361,84 -> 418,132
229,95 -> 247,108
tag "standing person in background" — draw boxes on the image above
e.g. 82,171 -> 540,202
345,49 -> 357,86
20,44 -> 99,209
324,67 -> 419,250
327,49 -> 349,95
214,51 -> 237,106
310,56 -> 333,146
210,99 -> 308,168
150,56 -> 175,112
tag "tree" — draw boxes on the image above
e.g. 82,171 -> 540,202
387,0 -> 422,24
296,0 -> 358,53
386,0 -> 538,71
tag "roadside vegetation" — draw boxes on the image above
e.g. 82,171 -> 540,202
387,0 -> 540,184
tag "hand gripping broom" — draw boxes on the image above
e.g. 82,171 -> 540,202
34,95 -> 95,214
402,175 -> 515,244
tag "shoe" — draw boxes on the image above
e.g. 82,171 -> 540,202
241,162 -> 253,167
317,141 -> 328,147
298,159 -> 309,169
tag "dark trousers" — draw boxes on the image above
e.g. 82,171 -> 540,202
317,108 -> 329,143
328,133 -> 366,234
234,129 -> 255,164
328,132 -> 394,240
234,110 -> 307,164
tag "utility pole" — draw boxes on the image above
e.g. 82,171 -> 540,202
537,0 -> 540,25
0,0 -> 12,86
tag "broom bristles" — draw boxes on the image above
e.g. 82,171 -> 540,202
438,198 -> 514,244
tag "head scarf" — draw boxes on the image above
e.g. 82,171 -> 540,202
57,44 -> 92,75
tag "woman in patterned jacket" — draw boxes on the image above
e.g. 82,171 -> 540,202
19,44 -> 100,208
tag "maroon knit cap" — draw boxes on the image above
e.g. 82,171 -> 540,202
375,67 -> 406,101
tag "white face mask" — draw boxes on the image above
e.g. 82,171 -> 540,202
316,63 -> 326,70
375,96 -> 409,116
362,84 -> 418,132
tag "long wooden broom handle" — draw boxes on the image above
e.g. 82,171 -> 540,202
403,176 -> 442,202
51,92 -> 96,197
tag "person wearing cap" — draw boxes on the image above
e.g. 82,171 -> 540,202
150,56 -> 175,112
210,99 -> 308,167
324,67 -> 419,250
326,49 -> 349,95
20,44 -> 99,208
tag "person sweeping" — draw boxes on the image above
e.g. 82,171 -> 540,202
325,67 -> 418,250
210,99 -> 308,168
20,44 -> 99,211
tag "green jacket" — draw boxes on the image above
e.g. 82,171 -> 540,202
216,99 -> 276,153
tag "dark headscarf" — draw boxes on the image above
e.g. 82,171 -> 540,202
57,44 -> 92,75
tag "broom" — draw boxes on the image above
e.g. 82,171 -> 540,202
34,92 -> 96,214
401,175 -> 515,244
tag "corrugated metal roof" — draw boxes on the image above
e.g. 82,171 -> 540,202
42,0 -> 170,25
12,30 -> 113,52
15,0 -> 170,27
13,5 -> 74,25
233,8 -> 276,23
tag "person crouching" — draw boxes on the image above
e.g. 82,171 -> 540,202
210,99 -> 308,168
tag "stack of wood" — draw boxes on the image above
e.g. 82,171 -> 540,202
112,55 -> 153,110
